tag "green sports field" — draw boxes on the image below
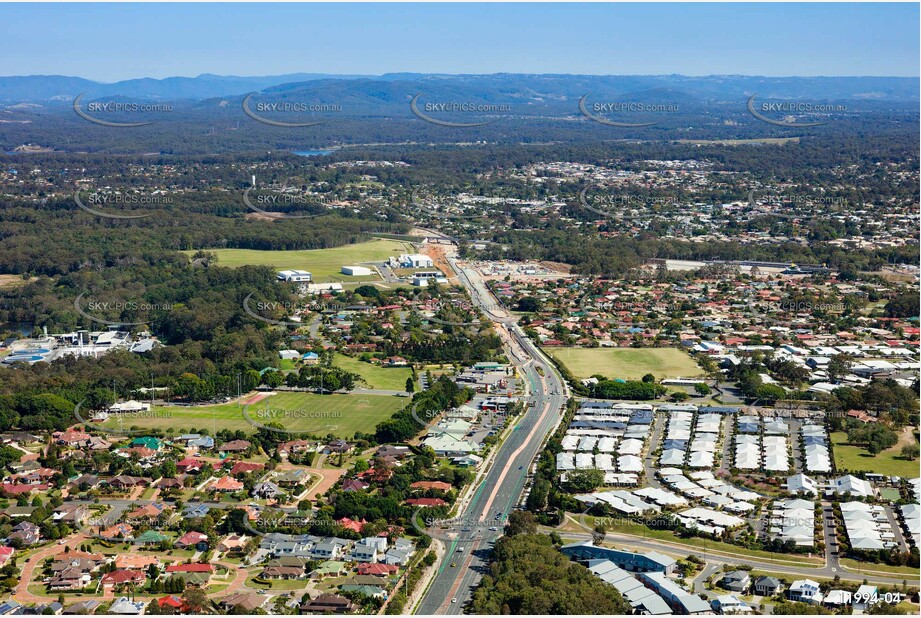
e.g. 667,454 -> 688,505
545,347 -> 703,381
182,238 -> 415,282
100,391 -> 406,439
333,353 -> 415,391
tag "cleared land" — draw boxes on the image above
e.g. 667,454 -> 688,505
100,391 -> 405,439
182,238 -> 414,282
333,353 -> 415,391
546,347 -> 703,381
830,430 -> 920,477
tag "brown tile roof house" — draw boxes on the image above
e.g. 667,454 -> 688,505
219,440 -> 251,453
101,569 -> 146,589
277,439 -> 313,457
300,593 -> 356,614
107,475 -> 149,489
209,476 -> 244,492
260,565 -> 305,580
405,497 -> 446,507
220,592 -> 269,613
410,480 -> 453,492
229,461 -> 264,476
48,566 -> 91,591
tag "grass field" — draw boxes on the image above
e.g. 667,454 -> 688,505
568,515 -> 823,565
333,353 -> 415,391
182,238 -> 415,282
830,431 -> 920,477
546,347 -> 703,381
101,391 -> 406,439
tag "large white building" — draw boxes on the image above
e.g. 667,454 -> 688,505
397,253 -> 434,268
341,265 -> 373,276
277,269 -> 312,282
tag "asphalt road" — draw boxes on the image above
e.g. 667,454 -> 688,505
415,254 -> 568,615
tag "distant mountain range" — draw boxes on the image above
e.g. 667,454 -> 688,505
0,73 -> 917,104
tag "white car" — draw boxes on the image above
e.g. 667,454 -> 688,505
451,598 -> 458,604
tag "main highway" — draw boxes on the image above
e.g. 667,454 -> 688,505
415,249 -> 569,615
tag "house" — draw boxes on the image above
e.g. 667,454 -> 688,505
277,439 -> 313,458
9,521 -> 41,545
133,530 -> 169,546
62,600 -> 101,615
384,356 -> 408,367
405,497 -> 446,507
129,436 -> 162,451
165,563 -> 213,577
183,504 -> 211,519
323,439 -> 353,454
217,534 -> 249,554
108,598 -> 145,615
174,531 -> 209,550
156,596 -> 183,612
260,565 -> 305,580
176,457 -> 207,473
719,570 -> 751,593
48,566 -> 93,591
53,504 -> 89,526
350,537 -> 387,562
229,461 -> 264,476
108,475 -> 148,490
219,439 -> 251,454
209,476 -> 244,493
337,517 -> 367,533
311,560 -> 348,579
219,592 -> 268,613
0,601 -> 21,615
752,575 -> 783,597
311,539 -> 349,560
252,481 -> 283,500
357,562 -> 399,576
101,570 -> 146,590
275,468 -> 310,487
300,593 -> 356,614
0,546 -> 13,566
125,503 -> 166,521
853,585 -> 878,611
340,584 -> 386,599
343,479 -> 370,493
410,480 -> 453,492
711,594 -> 753,614
788,579 -> 823,604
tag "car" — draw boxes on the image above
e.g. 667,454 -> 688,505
451,598 -> 458,604
518,465 -> 524,470
488,526 -> 499,531
450,562 -> 456,567
457,547 -> 464,552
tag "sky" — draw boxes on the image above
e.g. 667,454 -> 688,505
1,3 -> 918,81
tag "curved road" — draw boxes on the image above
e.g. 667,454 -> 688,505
415,253 -> 568,615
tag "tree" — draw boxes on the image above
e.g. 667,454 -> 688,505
182,587 -> 208,613
504,511 -> 538,537
405,377 -> 415,393
563,469 -> 604,493
641,373 -> 655,383
900,443 -> 920,461
694,382 -> 711,396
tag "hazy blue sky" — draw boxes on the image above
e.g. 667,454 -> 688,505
2,3 -> 917,80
